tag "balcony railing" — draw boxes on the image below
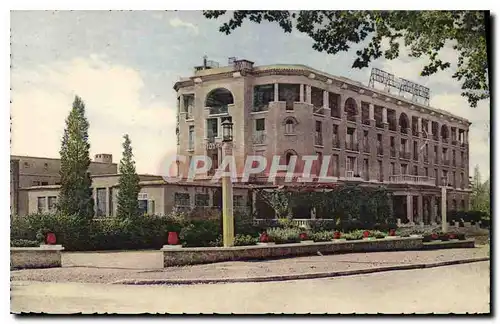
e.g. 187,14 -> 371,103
443,159 -> 450,166
345,170 -> 361,178
208,105 -> 228,115
253,131 -> 266,145
253,218 -> 335,229
347,114 -> 357,122
399,151 -> 411,160
389,175 -> 435,186
345,141 -> 359,151
452,139 -> 458,145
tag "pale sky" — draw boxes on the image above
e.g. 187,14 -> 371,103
10,10 -> 490,178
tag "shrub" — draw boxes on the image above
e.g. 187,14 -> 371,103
11,239 -> 39,247
310,231 -> 334,242
344,231 -> 363,240
339,219 -> 364,232
209,235 -> 223,247
370,230 -> 386,239
267,227 -> 301,244
309,219 -> 337,232
234,234 -> 258,246
179,219 -> 221,247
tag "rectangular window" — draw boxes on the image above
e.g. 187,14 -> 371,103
363,130 -> 369,152
378,160 -> 383,182
332,154 -> 339,177
96,188 -> 106,217
460,172 -> 465,188
401,164 -> 408,175
188,125 -> 194,150
424,167 -> 429,177
32,181 -> 41,186
183,94 -> 195,117
37,197 -> 46,213
207,118 -> 218,138
315,121 -> 323,146
233,195 -> 245,208
254,84 -> 274,111
346,156 -> 356,172
41,181 -> 49,186
48,196 -> 57,212
435,169 -> 439,185
256,118 -> 265,131
363,159 -> 369,180
195,193 -> 209,207
109,187 -> 114,217
332,124 -> 339,147
174,193 -> 190,206
452,171 -> 456,187
329,92 -> 341,118
138,199 -> 148,215
390,162 -> 395,175
413,165 -> 418,176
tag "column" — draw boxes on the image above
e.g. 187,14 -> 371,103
106,187 -> 110,217
323,91 -> 329,108
427,121 -> 432,138
339,94 -> 347,177
441,186 -> 448,233
417,117 -> 422,135
274,83 -> 279,102
430,195 -> 437,225
369,103 -> 375,120
305,85 -> 312,104
406,194 -> 413,224
417,195 -> 423,225
222,143 -> 234,247
299,84 -> 304,102
382,107 -> 388,124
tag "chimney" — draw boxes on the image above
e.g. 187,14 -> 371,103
94,153 -> 113,163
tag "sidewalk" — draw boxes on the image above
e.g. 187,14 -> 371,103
11,246 -> 489,285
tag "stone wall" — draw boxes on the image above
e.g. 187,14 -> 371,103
162,237 -> 422,267
11,246 -> 64,269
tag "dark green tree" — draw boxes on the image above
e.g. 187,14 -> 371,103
203,10 -> 489,107
58,96 -> 94,218
116,134 -> 141,219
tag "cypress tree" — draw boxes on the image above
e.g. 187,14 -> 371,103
58,96 -> 94,218
117,134 -> 140,219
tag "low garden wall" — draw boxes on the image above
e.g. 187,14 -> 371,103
422,239 -> 476,250
10,245 -> 65,269
161,237 -> 423,267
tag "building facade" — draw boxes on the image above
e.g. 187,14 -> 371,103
174,58 -> 472,225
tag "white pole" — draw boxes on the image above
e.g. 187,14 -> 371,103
441,185 -> 447,233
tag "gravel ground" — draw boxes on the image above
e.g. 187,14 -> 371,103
11,246 -> 489,284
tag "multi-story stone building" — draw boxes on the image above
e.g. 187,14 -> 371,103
174,58 -> 472,225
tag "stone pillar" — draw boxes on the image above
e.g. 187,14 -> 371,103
407,194 -> 413,224
417,195 -> 423,225
417,117 -> 422,135
339,94 -> 347,178
106,187 -> 110,217
369,103 -> 375,120
274,83 -> 279,102
323,91 -> 329,108
299,84 -> 304,102
382,107 -> 388,124
427,121 -> 432,137
430,195 -> 437,225
306,85 -> 312,104
251,190 -> 257,217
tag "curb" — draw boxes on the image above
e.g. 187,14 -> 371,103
111,257 -> 490,285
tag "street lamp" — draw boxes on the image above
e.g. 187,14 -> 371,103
441,176 -> 448,233
221,119 -> 234,247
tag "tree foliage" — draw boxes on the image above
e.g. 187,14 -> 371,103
203,10 -> 489,107
58,96 -> 94,219
117,134 -> 141,219
470,165 -> 490,217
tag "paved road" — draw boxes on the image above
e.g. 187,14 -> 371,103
11,261 -> 490,314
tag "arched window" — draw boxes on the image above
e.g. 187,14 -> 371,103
283,116 -> 298,134
205,88 -> 234,115
284,149 -> 298,167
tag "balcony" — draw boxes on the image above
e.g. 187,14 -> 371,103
208,105 -> 228,115
424,155 -> 429,163
390,147 -> 396,158
389,175 -> 435,186
452,139 -> 458,146
443,159 -> 450,166
452,159 -> 456,167
345,170 -> 362,179
253,131 -> 266,145
363,144 -> 370,153
377,146 -> 383,155
399,151 -> 411,160
347,114 -> 357,123
345,141 -> 359,151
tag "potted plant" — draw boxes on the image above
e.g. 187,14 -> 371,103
389,229 -> 396,236
439,232 -> 450,241
333,231 -> 341,240
362,230 -> 371,239
167,231 -> 180,245
299,231 -> 314,244
431,233 -> 439,240
448,232 -> 457,240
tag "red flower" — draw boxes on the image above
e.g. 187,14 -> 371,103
363,230 -> 370,238
260,232 -> 269,243
333,231 -> 341,239
431,233 -> 438,240
389,229 -> 396,236
299,232 -> 308,240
